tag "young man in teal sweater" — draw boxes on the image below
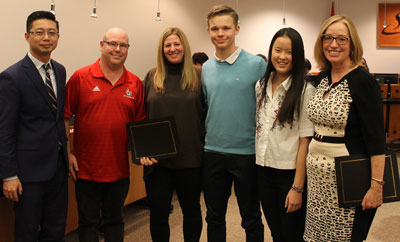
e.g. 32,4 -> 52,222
201,5 -> 266,242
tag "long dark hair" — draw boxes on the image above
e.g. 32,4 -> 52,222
258,27 -> 306,126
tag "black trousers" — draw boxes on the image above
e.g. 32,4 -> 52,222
145,166 -> 203,242
351,206 -> 377,242
75,177 -> 130,242
202,151 -> 264,242
257,166 -> 306,242
14,151 -> 68,242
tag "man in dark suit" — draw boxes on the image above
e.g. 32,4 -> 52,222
0,11 -> 68,241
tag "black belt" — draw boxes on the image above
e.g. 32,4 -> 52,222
313,133 -> 345,144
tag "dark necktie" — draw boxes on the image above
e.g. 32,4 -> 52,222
43,64 -> 57,114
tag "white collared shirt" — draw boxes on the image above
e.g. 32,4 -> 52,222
214,47 -> 242,64
255,74 -> 315,169
28,52 -> 57,97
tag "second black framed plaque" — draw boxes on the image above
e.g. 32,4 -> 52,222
127,116 -> 180,163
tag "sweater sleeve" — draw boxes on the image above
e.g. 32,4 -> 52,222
134,79 -> 147,122
256,56 -> 267,80
348,69 -> 385,156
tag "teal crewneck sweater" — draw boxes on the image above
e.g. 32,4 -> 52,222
201,49 -> 266,155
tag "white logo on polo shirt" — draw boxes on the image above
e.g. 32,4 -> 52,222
126,88 -> 132,96
123,88 -> 135,100
92,86 -> 101,92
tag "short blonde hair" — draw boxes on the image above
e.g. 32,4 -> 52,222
206,5 -> 239,27
154,27 -> 200,93
314,15 -> 363,71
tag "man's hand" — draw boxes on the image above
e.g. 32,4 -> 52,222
68,153 -> 79,181
3,178 -> 22,202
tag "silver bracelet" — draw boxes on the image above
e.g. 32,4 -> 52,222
290,185 -> 304,193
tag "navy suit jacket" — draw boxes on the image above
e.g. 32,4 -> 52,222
0,55 -> 68,183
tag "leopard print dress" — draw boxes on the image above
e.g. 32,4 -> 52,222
303,66 -> 386,241
303,75 -> 356,242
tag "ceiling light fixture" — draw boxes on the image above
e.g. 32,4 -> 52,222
383,1 -> 387,28
50,0 -> 56,15
91,0 -> 98,18
155,0 -> 161,21
282,0 -> 286,25
236,0 -> 240,24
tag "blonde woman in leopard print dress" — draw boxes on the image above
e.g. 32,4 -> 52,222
303,15 -> 386,242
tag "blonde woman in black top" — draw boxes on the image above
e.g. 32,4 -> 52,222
141,27 -> 204,242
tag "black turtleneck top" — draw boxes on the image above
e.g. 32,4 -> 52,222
143,62 -> 204,169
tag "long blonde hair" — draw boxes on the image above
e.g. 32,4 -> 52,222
314,15 -> 363,71
154,27 -> 200,93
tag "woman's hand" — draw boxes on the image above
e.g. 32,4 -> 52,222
361,182 -> 383,210
285,189 -> 303,213
362,154 -> 385,210
140,157 -> 158,166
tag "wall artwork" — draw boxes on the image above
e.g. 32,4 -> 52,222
378,3 -> 400,47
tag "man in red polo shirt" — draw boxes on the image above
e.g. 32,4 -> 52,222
64,27 -> 146,242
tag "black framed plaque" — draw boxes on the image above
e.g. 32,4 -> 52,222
335,152 -> 400,208
126,117 -> 180,163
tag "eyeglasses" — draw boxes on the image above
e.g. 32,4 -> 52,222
29,30 -> 59,37
103,40 -> 130,50
321,34 -> 350,45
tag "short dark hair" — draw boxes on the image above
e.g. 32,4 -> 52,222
26,11 -> 59,33
305,58 -> 312,70
257,54 -> 267,63
192,52 -> 209,66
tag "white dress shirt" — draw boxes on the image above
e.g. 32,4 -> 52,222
255,74 -> 315,169
214,47 -> 242,64
28,52 -> 57,97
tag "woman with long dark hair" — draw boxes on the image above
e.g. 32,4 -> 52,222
255,27 -> 315,242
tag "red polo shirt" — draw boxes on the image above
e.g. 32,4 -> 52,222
64,59 -> 146,182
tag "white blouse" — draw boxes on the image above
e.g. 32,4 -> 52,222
255,74 -> 315,169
